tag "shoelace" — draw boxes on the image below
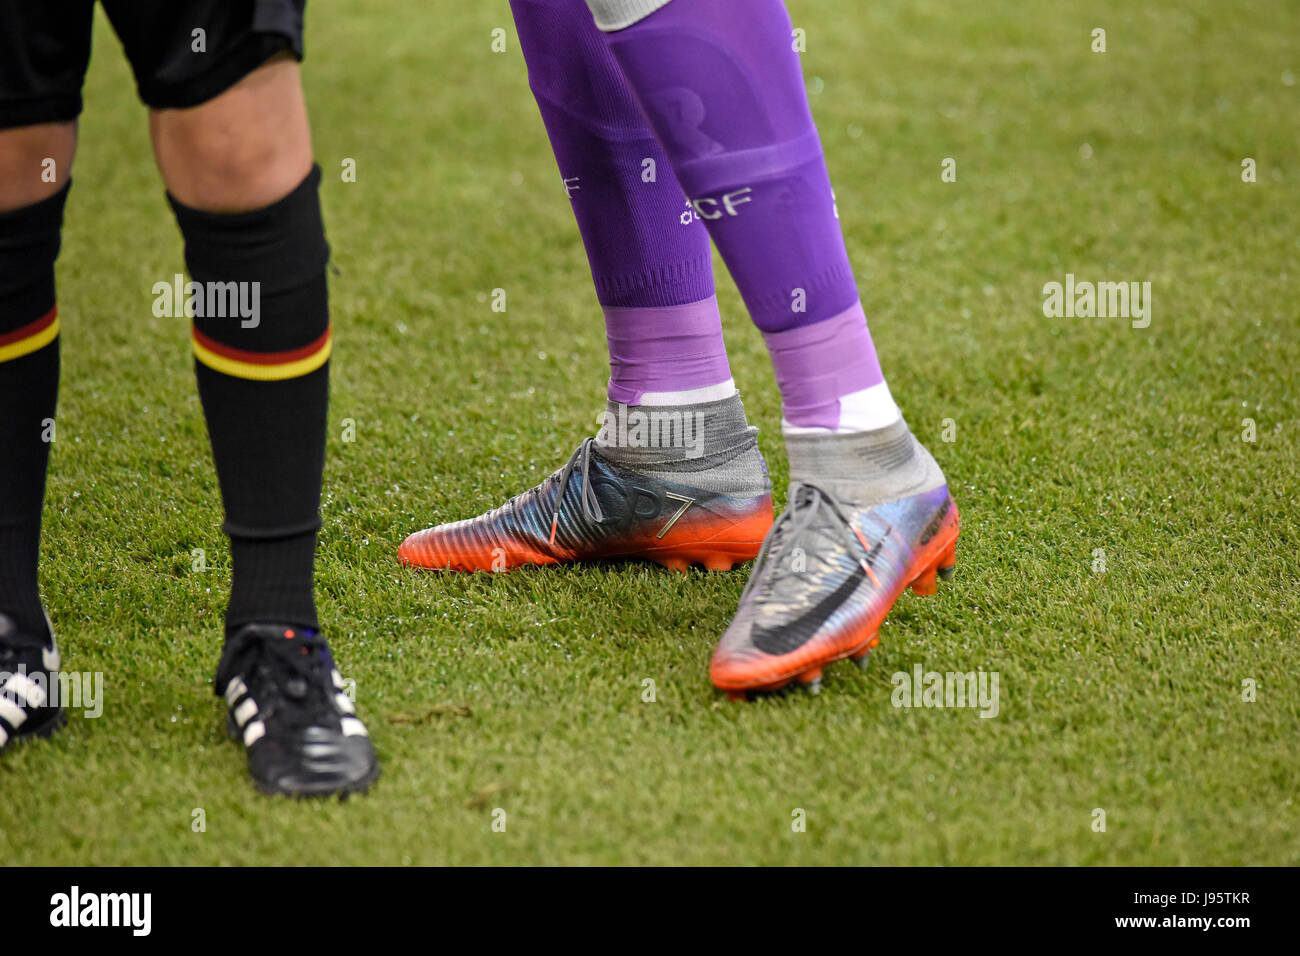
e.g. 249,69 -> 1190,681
548,437 -> 604,546
740,481 -> 883,604
225,628 -> 335,729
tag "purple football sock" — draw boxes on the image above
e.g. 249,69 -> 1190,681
597,0 -> 889,427
602,297 -> 735,405
511,0 -> 732,405
763,301 -> 885,429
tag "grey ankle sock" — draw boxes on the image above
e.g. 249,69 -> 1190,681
594,393 -> 771,498
785,419 -> 946,506
596,392 -> 752,465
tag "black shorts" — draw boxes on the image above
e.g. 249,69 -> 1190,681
0,0 -> 307,129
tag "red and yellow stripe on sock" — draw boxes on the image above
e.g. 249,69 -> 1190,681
192,326 -> 332,381
0,306 -> 59,364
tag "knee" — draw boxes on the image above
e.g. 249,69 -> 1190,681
166,122 -> 297,207
0,122 -> 77,213
152,60 -> 313,213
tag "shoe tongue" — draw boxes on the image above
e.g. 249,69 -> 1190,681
281,627 -> 323,662
229,622 -> 315,642
242,623 -> 318,650
264,627 -> 324,701
248,623 -> 324,669
0,615 -> 47,653
0,613 -> 38,647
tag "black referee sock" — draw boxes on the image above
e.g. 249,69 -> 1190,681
0,185 -> 69,641
168,166 -> 332,638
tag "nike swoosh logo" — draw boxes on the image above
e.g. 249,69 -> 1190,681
752,564 -> 869,657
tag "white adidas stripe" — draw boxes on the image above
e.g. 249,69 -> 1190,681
0,697 -> 26,729
233,698 -> 258,727
4,672 -> 46,709
336,693 -> 355,714
224,676 -> 248,706
341,717 -> 368,737
243,720 -> 266,747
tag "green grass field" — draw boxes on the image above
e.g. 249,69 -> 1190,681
2,0 -> 1297,865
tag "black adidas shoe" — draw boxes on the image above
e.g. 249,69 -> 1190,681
0,612 -> 66,753
215,623 -> 379,798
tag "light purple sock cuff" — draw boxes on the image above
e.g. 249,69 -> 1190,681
605,295 -> 733,405
762,301 -> 884,429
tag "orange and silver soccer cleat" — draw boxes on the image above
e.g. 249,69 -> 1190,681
710,480 -> 959,698
399,436 -> 773,573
